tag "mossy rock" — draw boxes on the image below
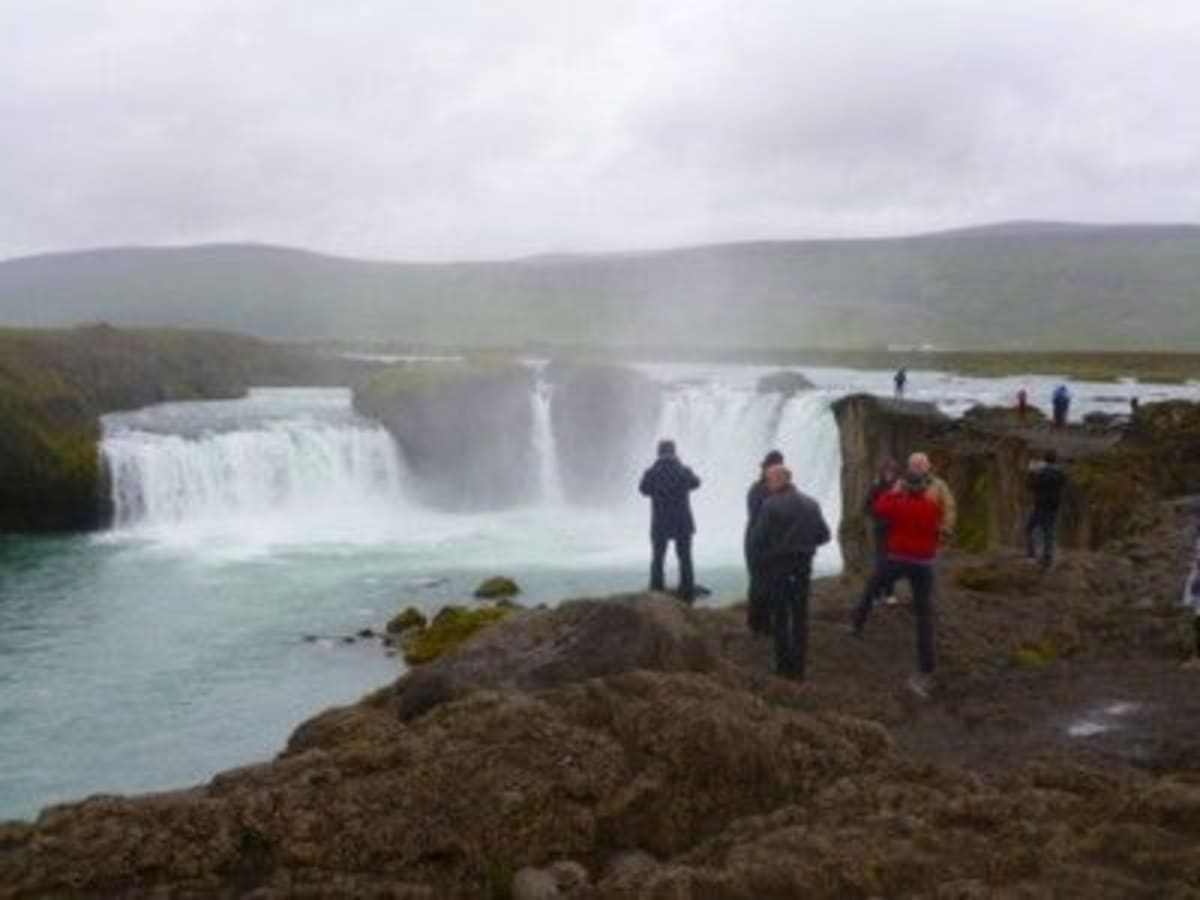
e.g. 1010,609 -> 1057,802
385,606 -> 428,634
474,576 -> 521,599
1011,640 -> 1059,668
403,605 -> 510,665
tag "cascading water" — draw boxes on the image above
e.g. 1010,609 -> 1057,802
101,388 -> 411,547
651,383 -> 844,573
530,375 -> 565,505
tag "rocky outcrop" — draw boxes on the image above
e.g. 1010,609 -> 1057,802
755,370 -> 814,395
831,393 -> 1195,570
354,361 -> 538,509
0,597 -> 890,899
547,362 -> 662,504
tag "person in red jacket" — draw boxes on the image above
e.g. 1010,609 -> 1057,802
850,455 -> 945,697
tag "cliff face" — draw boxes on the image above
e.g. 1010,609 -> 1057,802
354,361 -> 539,509
831,394 -> 1196,570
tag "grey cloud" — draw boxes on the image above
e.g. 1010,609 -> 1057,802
1,0 -> 1198,260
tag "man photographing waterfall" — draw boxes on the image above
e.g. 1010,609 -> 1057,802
639,440 -> 701,603
747,465 -> 832,679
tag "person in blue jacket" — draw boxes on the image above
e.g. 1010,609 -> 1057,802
639,440 -> 701,602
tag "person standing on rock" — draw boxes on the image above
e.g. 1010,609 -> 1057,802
1025,449 -> 1067,568
864,459 -> 902,608
639,439 -> 701,603
894,367 -> 908,399
745,450 -> 785,635
1017,388 -> 1029,421
1052,384 -> 1072,429
748,465 -> 831,679
851,454 -> 946,697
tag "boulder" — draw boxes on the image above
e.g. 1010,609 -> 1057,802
756,370 -> 814,395
394,594 -> 719,721
402,604 -> 511,666
474,576 -> 521,599
354,361 -> 538,509
386,607 -> 428,634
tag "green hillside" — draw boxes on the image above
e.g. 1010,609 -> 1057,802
2,223 -> 1198,350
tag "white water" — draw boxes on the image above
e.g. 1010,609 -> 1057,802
531,373 -> 565,505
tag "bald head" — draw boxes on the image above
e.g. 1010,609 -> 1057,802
765,464 -> 793,494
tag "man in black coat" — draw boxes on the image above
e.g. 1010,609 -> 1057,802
1026,448 -> 1067,567
639,440 -> 701,601
745,449 -> 784,635
748,464 -> 832,678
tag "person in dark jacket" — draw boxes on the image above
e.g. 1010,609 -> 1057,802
864,459 -> 902,607
1025,449 -> 1067,567
639,440 -> 701,602
894,367 -> 908,398
851,457 -> 946,697
748,465 -> 832,678
1052,384 -> 1071,429
745,449 -> 785,635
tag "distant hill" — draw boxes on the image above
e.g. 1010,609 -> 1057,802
2,222 -> 1199,351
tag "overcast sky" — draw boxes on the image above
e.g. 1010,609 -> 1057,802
2,0 -> 1199,261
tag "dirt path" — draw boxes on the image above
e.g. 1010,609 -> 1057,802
699,505 -> 1200,783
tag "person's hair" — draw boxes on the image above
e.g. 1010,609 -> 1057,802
1044,449 -> 1059,464
656,439 -> 676,458
879,458 -> 900,477
761,449 -> 784,468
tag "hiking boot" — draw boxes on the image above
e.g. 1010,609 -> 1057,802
907,673 -> 935,699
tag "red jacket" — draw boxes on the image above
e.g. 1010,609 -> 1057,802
872,487 -> 943,562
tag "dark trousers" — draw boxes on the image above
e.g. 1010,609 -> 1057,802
746,566 -> 771,634
853,559 -> 936,674
866,528 -> 897,602
1025,509 -> 1058,563
764,556 -> 813,677
651,534 -> 694,598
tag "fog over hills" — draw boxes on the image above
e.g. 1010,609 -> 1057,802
2,222 -> 1198,351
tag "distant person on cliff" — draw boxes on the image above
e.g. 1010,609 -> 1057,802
745,449 -> 785,635
1052,384 -> 1072,429
639,440 -> 701,603
864,458 -> 902,607
1017,388 -> 1029,421
851,453 -> 947,697
1026,449 -> 1067,568
894,367 -> 908,399
747,464 -> 831,679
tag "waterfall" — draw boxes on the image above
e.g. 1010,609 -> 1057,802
531,376 -> 565,505
101,388 -> 411,545
652,383 -> 844,572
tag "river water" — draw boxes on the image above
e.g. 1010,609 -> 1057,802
0,362 -> 1194,820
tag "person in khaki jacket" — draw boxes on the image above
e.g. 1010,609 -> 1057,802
907,452 -> 956,542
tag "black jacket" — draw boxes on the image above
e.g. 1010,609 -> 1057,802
639,457 -> 701,539
749,485 -> 831,566
1028,463 -> 1067,513
744,478 -> 771,563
